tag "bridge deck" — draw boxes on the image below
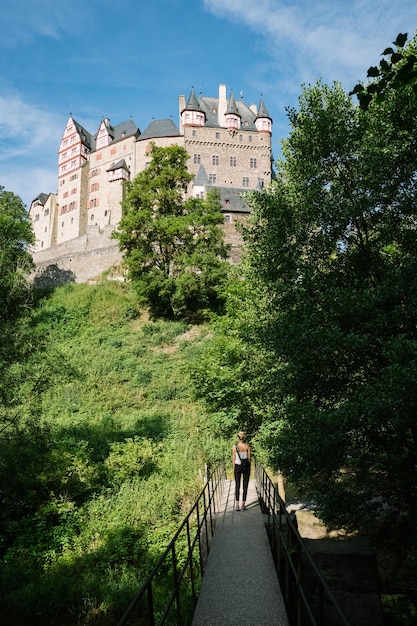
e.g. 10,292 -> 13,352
192,479 -> 289,626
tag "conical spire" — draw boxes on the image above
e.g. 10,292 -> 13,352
185,87 -> 204,113
256,96 -> 272,121
226,91 -> 241,117
255,95 -> 272,133
181,87 -> 205,127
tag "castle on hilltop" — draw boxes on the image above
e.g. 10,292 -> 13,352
29,84 -> 273,284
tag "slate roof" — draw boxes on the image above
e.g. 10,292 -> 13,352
32,192 -> 49,206
72,118 -> 95,150
197,95 -> 258,130
194,164 -> 209,185
138,118 -> 180,140
108,118 -> 140,142
184,88 -> 205,114
256,97 -> 272,121
206,186 -> 252,214
107,159 -> 129,172
225,92 -> 241,117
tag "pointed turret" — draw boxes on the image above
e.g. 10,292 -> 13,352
225,91 -> 241,130
255,96 -> 272,134
181,88 -> 206,127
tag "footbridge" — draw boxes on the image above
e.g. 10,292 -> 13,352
118,463 -> 351,626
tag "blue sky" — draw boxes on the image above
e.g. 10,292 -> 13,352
1,0 -> 416,210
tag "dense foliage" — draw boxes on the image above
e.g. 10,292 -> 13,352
0,186 -> 35,433
115,143 -> 230,320
196,35 -> 417,555
0,282 -> 224,622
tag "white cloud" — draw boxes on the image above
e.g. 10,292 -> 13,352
203,0 -> 417,89
2,165 -> 57,210
0,95 -> 64,158
0,0 -> 92,47
0,94 -> 63,208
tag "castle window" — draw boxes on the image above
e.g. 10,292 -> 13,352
62,221 -> 64,227
248,135 -> 253,142
91,214 -> 94,220
230,156 -> 237,167
44,227 -> 47,233
44,209 -> 49,216
239,135 -> 243,142
250,158 -> 257,169
192,130 -> 196,137
224,214 -> 232,223
193,154 -> 201,164
209,174 -> 217,184
216,132 -> 220,139
212,155 -> 219,165
243,177 -> 249,188
34,214 -> 40,222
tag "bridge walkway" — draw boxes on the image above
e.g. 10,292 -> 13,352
192,478 -> 289,626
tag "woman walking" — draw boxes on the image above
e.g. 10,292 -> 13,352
232,431 -> 251,511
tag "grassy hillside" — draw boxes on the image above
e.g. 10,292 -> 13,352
0,281 -> 227,623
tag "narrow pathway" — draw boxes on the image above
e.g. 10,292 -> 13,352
192,479 -> 289,626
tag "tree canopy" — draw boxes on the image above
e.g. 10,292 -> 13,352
115,143 -> 230,320
0,186 -> 34,323
196,34 -> 417,553
0,186 -> 35,432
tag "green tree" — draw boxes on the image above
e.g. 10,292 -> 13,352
0,186 -> 34,324
115,143 -> 230,320
240,65 -> 417,544
0,187 -> 35,432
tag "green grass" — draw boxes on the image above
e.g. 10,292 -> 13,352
0,281 -> 223,623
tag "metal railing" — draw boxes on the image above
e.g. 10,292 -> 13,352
117,464 -> 226,626
255,462 -> 350,626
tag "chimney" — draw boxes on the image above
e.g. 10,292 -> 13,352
218,84 -> 227,128
178,94 -> 186,133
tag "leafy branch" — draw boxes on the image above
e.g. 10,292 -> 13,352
350,33 -> 417,109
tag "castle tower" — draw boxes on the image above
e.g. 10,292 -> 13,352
56,116 -> 93,245
225,91 -> 241,131
255,97 -> 273,134
181,88 -> 206,128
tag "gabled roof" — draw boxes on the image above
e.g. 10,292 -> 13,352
111,119 -> 140,142
138,118 -> 180,140
31,192 -> 49,206
72,117 -> 95,150
107,159 -> 129,172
